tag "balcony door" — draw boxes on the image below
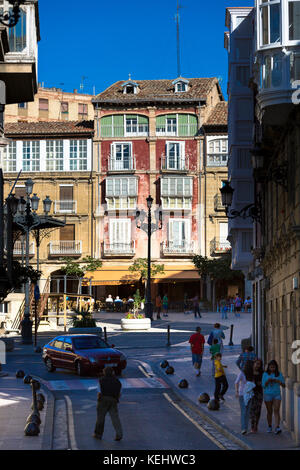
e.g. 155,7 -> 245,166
109,219 -> 131,252
59,185 -> 74,212
60,224 -> 75,241
166,142 -> 185,170
112,143 -> 131,170
169,219 -> 190,250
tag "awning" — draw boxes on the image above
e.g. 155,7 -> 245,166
84,264 -> 200,286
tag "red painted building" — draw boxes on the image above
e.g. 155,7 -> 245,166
90,77 -> 227,307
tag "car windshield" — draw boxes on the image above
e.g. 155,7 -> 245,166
73,337 -> 108,350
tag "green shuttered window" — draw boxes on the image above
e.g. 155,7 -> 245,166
101,115 -> 149,137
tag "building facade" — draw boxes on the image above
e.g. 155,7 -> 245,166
90,77 -> 229,306
226,1 -> 300,445
4,85 -> 94,123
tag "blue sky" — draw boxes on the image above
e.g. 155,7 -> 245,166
38,0 -> 254,98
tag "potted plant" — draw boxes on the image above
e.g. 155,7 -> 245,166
68,308 -> 103,336
121,289 -> 151,331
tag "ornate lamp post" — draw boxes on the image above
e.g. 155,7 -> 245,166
0,1 -> 26,27
136,195 -> 162,320
220,180 -> 262,223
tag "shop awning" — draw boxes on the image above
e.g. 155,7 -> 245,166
84,264 -> 200,286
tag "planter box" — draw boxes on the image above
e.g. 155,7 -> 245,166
67,327 -> 103,337
121,318 -> 151,331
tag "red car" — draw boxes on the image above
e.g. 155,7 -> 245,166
42,334 -> 127,376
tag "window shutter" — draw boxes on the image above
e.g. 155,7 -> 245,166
178,114 -> 188,137
138,115 -> 148,125
113,115 -> 124,137
156,115 -> 165,127
14,187 -> 26,199
101,116 -> 113,137
188,115 -> 197,136
169,220 -> 173,241
167,114 -> 176,119
60,224 -> 75,241
60,186 -> 73,200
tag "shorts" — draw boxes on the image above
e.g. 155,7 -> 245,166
192,353 -> 203,366
264,393 -> 281,402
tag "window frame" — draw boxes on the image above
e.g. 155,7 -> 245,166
206,137 -> 228,167
259,0 -> 281,47
2,141 -> 17,172
70,139 -> 88,171
46,140 -> 64,171
22,141 -> 40,172
111,142 -> 133,170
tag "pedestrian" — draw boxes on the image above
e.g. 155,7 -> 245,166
234,293 -> 242,317
219,297 -> 228,320
214,352 -> 228,402
262,360 -> 285,434
235,364 -> 247,433
162,294 -> 168,317
190,294 -> 202,318
94,367 -> 123,441
155,294 -> 162,320
183,292 -> 188,314
250,358 -> 264,433
241,360 -> 256,435
236,345 -> 257,371
189,326 -> 205,377
210,338 -> 221,376
244,296 -> 252,313
208,323 -> 225,353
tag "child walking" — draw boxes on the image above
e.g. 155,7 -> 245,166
210,339 -> 221,376
214,353 -> 228,402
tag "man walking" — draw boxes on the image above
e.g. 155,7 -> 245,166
189,326 -> 205,376
94,367 -> 123,441
190,294 -> 202,318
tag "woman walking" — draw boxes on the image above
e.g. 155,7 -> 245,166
210,323 -> 225,353
262,360 -> 285,434
162,294 -> 168,317
250,358 -> 264,433
241,360 -> 256,435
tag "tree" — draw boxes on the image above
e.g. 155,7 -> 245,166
0,261 -> 41,303
128,258 -> 165,282
192,253 -> 243,281
61,256 -> 102,278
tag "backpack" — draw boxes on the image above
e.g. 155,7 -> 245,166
207,332 -> 214,346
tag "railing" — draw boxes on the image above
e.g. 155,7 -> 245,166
161,155 -> 189,171
210,237 -> 231,255
49,241 -> 82,255
103,241 -> 135,255
100,125 -> 149,137
13,241 -> 35,256
108,155 -> 136,171
54,200 -> 77,214
9,284 -> 35,331
156,124 -> 198,137
214,194 -> 225,212
162,240 -> 195,254
207,154 -> 229,167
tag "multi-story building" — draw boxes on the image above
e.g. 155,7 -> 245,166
5,85 -> 94,123
90,77 -> 229,306
226,1 -> 300,445
2,119 -> 94,301
225,7 -> 255,301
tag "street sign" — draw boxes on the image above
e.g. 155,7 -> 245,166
34,285 -> 40,302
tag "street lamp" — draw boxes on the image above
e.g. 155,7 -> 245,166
0,1 -> 26,28
136,195 -> 162,320
220,180 -> 262,224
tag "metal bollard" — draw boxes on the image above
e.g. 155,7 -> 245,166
104,327 -> 107,343
24,379 -> 41,436
229,324 -> 234,346
166,324 -> 171,347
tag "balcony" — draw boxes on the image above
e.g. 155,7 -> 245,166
161,155 -> 189,173
214,194 -> 225,212
13,241 -> 35,257
54,200 -> 77,214
103,241 -> 135,257
162,240 -> 195,256
156,124 -> 198,137
108,156 -> 136,173
207,154 -> 228,167
49,241 -> 82,256
210,237 -> 231,255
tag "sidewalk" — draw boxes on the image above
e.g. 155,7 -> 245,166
153,344 -> 297,450
0,373 -> 53,450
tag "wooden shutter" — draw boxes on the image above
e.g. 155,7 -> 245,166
113,115 -> 124,137
101,116 -> 113,137
14,186 -> 26,198
178,114 -> 188,136
39,99 -> 48,110
60,186 -> 73,200
60,224 -> 75,241
138,115 -> 148,125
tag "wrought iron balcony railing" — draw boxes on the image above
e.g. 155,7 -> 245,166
49,241 -> 82,255
108,156 -> 136,172
54,200 -> 77,214
13,241 -> 35,256
162,240 -> 194,255
103,241 -> 135,256
210,237 -> 231,255
161,155 -> 189,172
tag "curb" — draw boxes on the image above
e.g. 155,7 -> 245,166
152,362 -> 253,451
31,374 -> 56,450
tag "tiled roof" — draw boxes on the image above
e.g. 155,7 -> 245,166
4,120 -> 94,136
93,77 -> 221,104
203,102 -> 228,127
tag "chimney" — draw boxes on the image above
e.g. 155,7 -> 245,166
73,89 -> 78,94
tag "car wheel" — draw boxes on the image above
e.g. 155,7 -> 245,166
45,358 -> 56,373
76,361 -> 85,377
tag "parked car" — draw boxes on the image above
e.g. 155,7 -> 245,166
42,334 -> 127,376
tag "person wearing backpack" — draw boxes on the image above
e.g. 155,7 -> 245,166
208,323 -> 225,353
234,293 -> 242,318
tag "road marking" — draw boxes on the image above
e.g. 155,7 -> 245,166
45,377 -> 169,391
65,395 -> 78,450
163,392 -> 226,450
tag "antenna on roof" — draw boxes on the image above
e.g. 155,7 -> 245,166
175,1 -> 186,78
80,76 -> 87,92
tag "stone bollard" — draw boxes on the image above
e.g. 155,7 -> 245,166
24,379 -> 41,437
